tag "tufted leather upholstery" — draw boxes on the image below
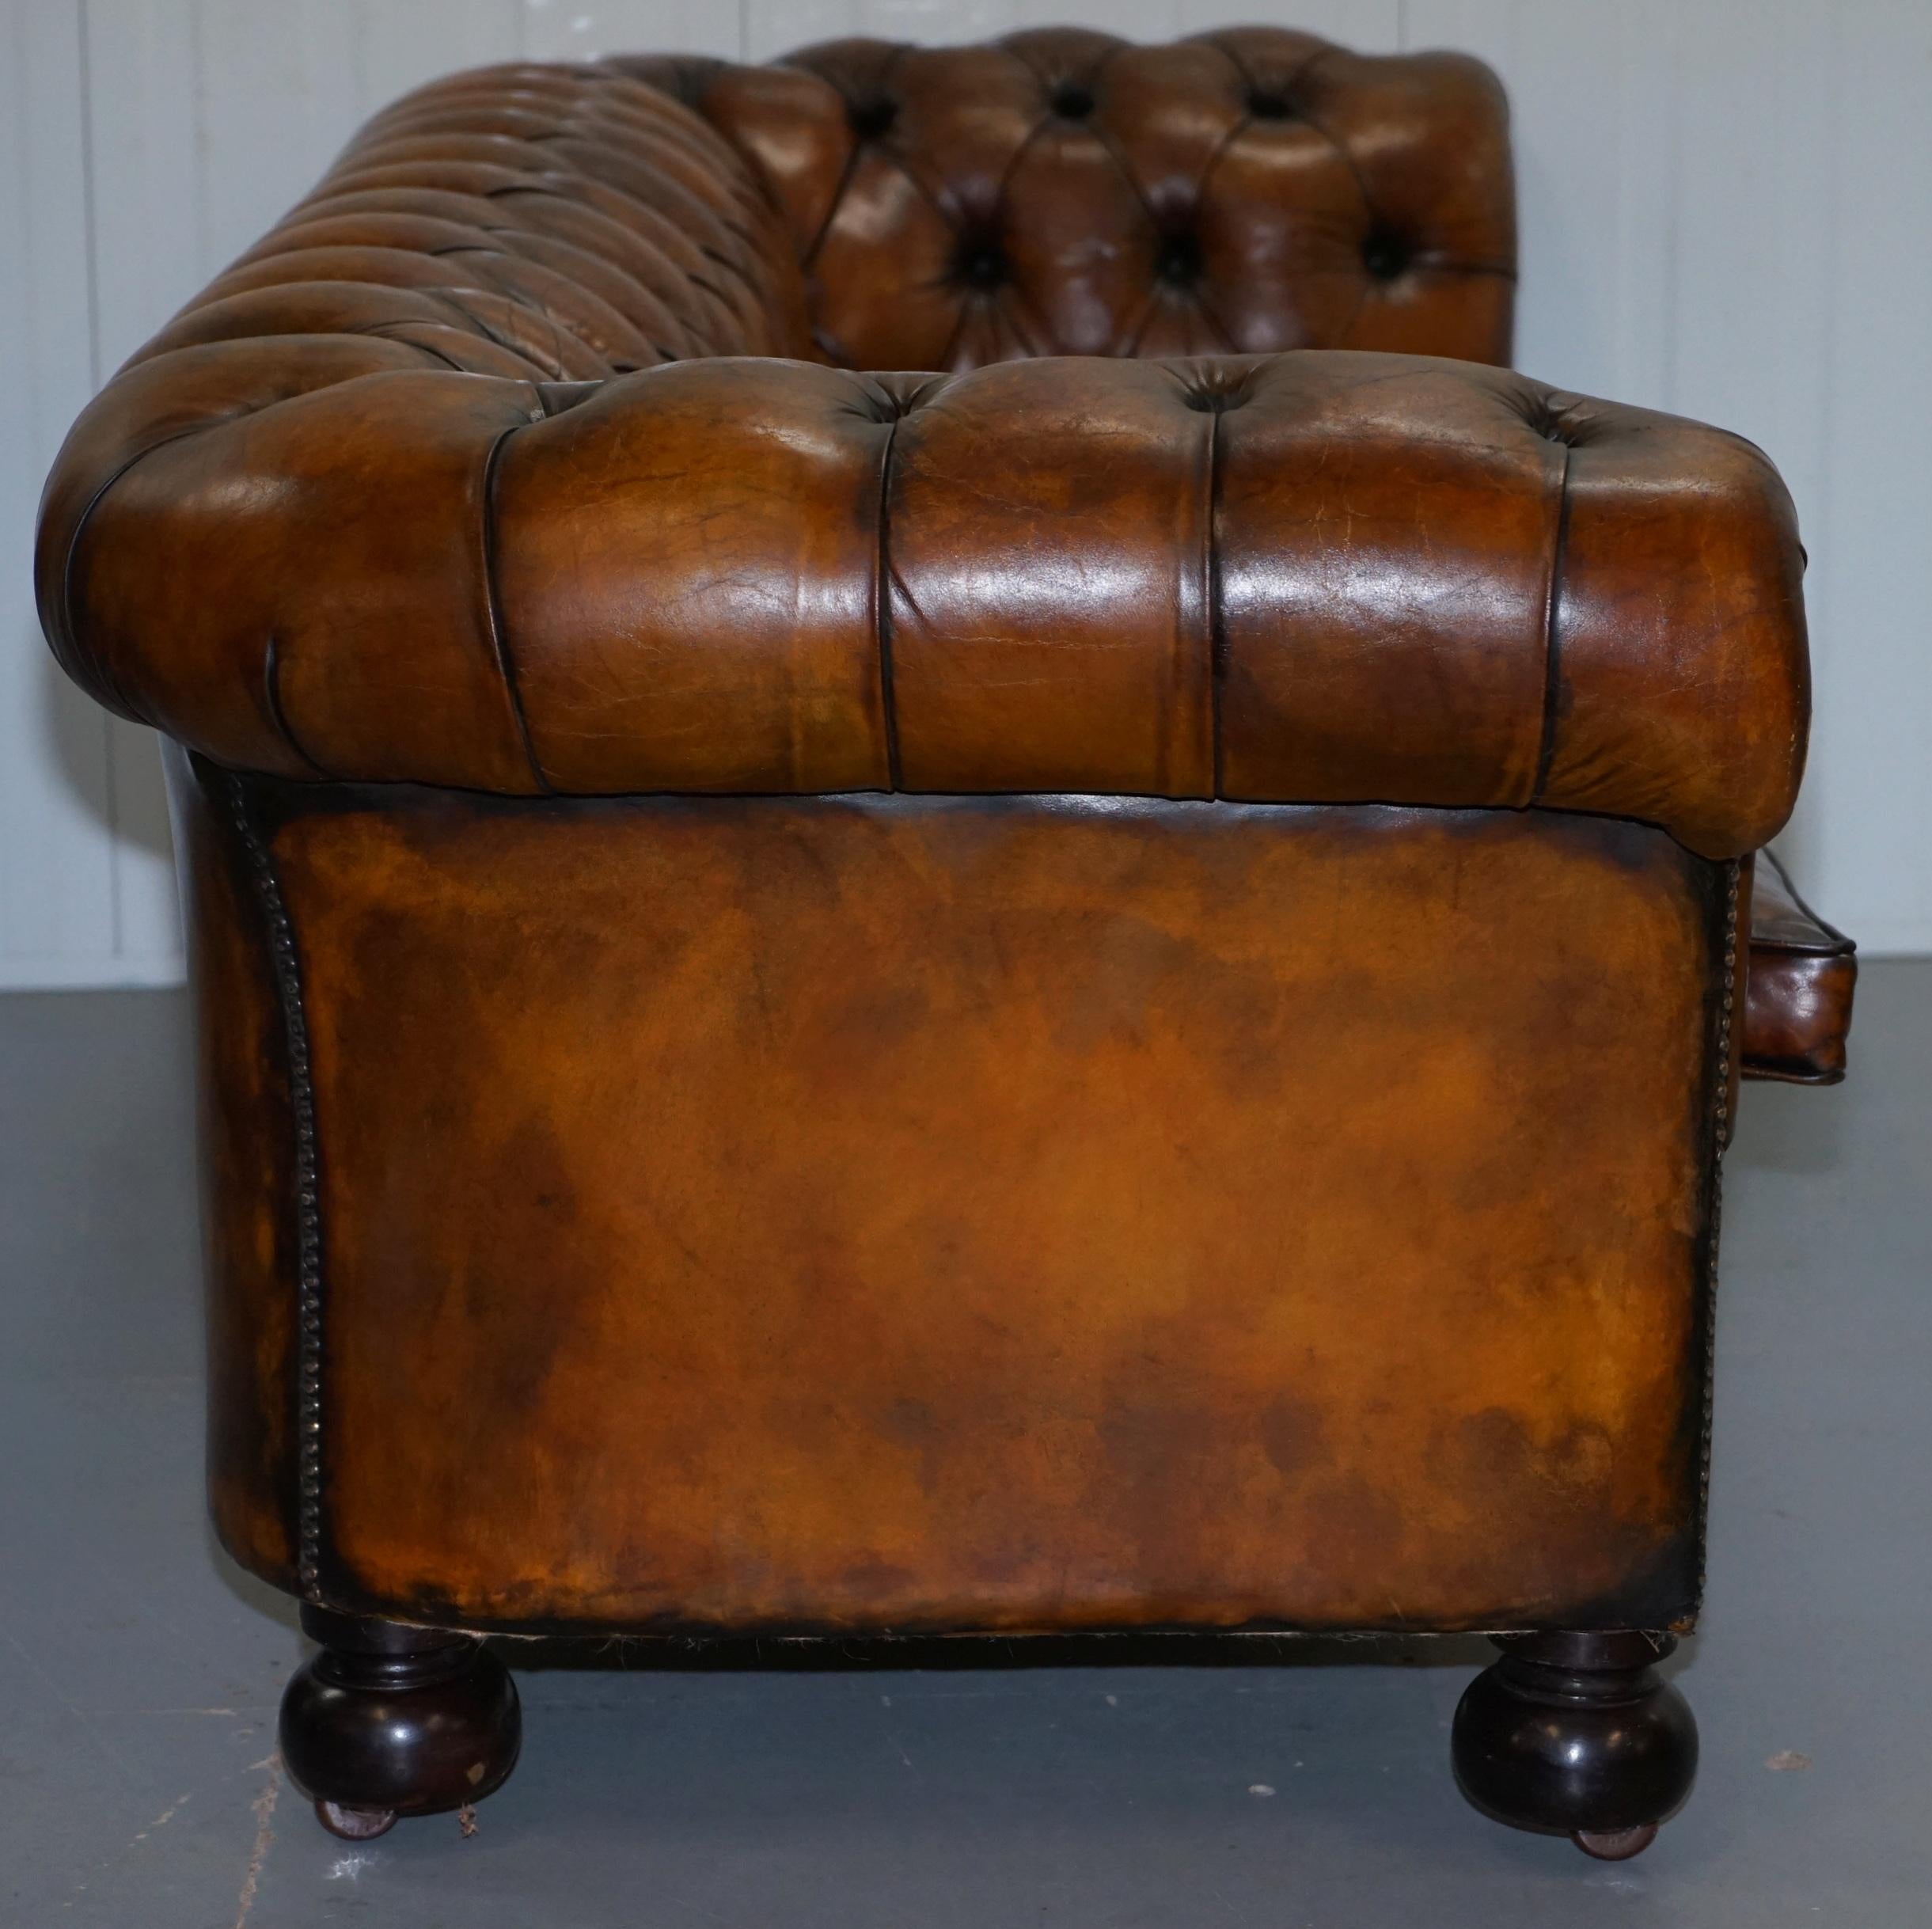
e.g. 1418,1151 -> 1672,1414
617,28 -> 1515,370
32,36 -> 1854,1829
177,59 -> 809,372
43,347 -> 1803,857
36,35 -> 1804,862
37,32 -> 1802,860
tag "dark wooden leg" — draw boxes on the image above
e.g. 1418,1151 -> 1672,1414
279,1604 -> 521,1839
1451,1630 -> 1698,1859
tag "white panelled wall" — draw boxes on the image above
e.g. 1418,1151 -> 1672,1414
3,0 -> 1926,984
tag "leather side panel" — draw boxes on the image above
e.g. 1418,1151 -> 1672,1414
166,747 -> 301,1590
255,789 -> 1725,1635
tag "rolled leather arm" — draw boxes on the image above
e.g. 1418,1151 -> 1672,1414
38,349 -> 1807,856
1743,851 -> 1857,1083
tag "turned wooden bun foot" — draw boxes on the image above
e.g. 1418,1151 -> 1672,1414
279,1604 -> 521,1835
1451,1631 -> 1697,1859
1572,1822 -> 1658,1860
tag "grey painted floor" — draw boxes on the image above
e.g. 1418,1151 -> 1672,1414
2,966 -> 1926,1927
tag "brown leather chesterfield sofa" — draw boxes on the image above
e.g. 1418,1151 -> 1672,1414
36,27 -> 1857,1862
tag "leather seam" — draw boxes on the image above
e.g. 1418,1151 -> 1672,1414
226,772 -> 326,1602
1213,40 -> 1367,217
1219,42 -> 1405,316
1118,283 -> 1163,359
486,226 -> 701,359
656,68 -> 815,252
1083,116 -> 1168,244
932,300 -> 974,372
351,323 -> 486,373
432,255 -> 631,365
1205,400 -> 1228,798
799,137 -> 866,272
1193,286 -> 1239,356
1209,35 -> 1336,104
1183,108 -> 1261,248
261,633 -> 329,779
437,281 -> 602,378
977,59 -> 1067,218
1331,273 -> 1376,351
1531,442 -> 1574,803
55,423 -> 218,726
480,413 -> 555,794
1018,44 -> 1148,321
1278,50 -> 1376,220
875,414 -> 905,789
801,44 -> 917,271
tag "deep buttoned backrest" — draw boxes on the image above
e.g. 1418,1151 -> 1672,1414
38,27 -> 1805,874
160,61 -> 814,380
615,27 -> 1516,372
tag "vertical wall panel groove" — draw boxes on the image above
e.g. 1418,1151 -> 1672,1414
1806,0 -> 1931,951
0,0 -> 120,985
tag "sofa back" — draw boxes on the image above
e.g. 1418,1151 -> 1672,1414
621,28 -> 1516,371
89,28 -> 1515,397
158,60 -> 813,378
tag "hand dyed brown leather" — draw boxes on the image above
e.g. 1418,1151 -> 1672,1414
47,351 -> 1806,858
35,28 -> 1853,1860
615,27 -> 1515,368
1743,851 -> 1858,1083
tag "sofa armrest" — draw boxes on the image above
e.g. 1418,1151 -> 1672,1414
40,350 -> 1807,856
1742,851 -> 1857,1084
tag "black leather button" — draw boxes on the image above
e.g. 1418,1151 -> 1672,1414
957,240 -> 1008,290
1156,230 -> 1203,286
1361,228 -> 1411,279
1181,381 -> 1250,414
848,95 -> 897,140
